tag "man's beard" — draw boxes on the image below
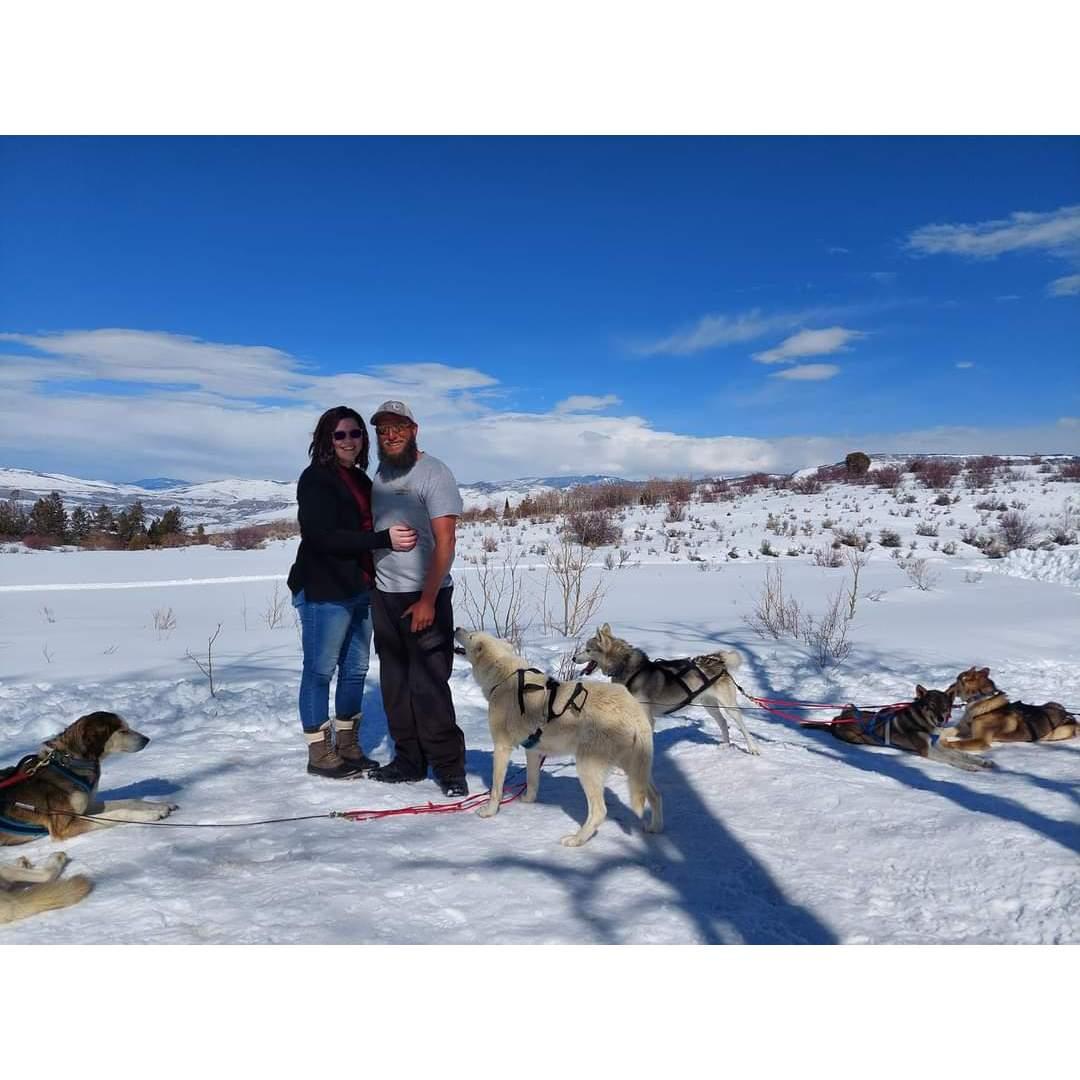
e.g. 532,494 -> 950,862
377,435 -> 419,474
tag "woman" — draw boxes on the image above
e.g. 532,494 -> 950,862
287,407 -> 417,778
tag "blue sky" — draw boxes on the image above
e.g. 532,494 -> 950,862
1,136 -> 1078,482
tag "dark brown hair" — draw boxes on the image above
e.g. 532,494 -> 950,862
308,406 -> 370,471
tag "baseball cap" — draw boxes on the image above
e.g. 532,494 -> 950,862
370,400 -> 416,425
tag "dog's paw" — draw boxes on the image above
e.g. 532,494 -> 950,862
520,790 -> 538,803
148,802 -> 178,819
475,803 -> 499,819
560,833 -> 587,847
14,855 -> 33,869
44,852 -> 70,873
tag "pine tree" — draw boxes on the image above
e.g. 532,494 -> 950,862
116,500 -> 147,543
70,506 -> 92,543
29,491 -> 67,539
0,498 -> 29,538
93,504 -> 116,532
160,506 -> 183,534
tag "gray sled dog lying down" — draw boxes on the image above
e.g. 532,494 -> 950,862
454,628 -> 663,847
574,623 -> 758,755
0,852 -> 92,926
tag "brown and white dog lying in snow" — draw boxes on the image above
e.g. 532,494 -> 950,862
942,667 -> 1079,751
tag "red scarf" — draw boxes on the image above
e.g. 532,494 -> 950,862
337,465 -> 375,588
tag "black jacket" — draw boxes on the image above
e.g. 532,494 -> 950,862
286,463 -> 391,602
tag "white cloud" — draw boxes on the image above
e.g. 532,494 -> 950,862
770,363 -> 840,381
1047,273 -> 1080,297
956,361 -> 975,369
752,326 -> 865,365
827,246 -> 850,255
4,328 -> 1079,485
905,204 -> 1080,260
553,394 -> 621,414
870,271 -> 897,284
636,308 -> 789,356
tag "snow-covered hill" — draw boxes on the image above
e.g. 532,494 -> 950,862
0,467 -> 629,526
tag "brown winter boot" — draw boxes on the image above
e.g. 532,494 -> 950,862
305,721 -> 363,778
333,715 -> 380,775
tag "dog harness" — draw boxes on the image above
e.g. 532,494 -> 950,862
513,667 -> 589,749
623,657 -> 727,714
0,748 -> 100,838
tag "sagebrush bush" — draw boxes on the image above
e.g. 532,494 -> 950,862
564,509 -> 621,548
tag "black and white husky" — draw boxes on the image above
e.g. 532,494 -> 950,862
574,623 -> 758,754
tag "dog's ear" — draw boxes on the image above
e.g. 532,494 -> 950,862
915,684 -> 927,697
979,667 -> 990,678
66,711 -> 122,758
600,622 -> 611,637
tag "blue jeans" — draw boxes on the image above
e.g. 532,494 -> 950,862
293,589 -> 373,733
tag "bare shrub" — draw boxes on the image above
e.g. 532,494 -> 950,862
812,545 -> 844,568
915,521 -> 938,537
152,606 -> 177,639
1057,460 -> 1080,480
459,506 -> 499,525
543,540 -> 606,638
879,528 -> 901,547
459,549 -> 531,650
22,534 -> 54,550
801,590 -> 852,668
844,547 -> 868,620
186,623 -> 222,697
791,475 -> 822,495
40,605 -> 56,623
873,465 -> 903,488
263,584 -> 288,629
996,510 -> 1039,552
231,525 -> 269,550
917,459 -> 962,489
564,509 -> 621,548
664,501 -> 687,524
481,534 -> 499,553
744,564 -> 802,640
900,555 -> 939,591
834,529 -> 868,551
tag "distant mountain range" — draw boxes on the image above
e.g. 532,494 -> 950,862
2,458 -> 1068,531
0,467 -> 626,529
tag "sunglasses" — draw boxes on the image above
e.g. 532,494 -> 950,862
332,428 -> 365,441
376,423 -> 412,437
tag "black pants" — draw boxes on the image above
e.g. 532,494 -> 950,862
372,587 -> 466,779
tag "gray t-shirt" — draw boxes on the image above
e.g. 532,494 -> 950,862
372,452 -> 463,592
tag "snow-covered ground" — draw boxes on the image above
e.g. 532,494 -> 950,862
1,463 -> 1077,943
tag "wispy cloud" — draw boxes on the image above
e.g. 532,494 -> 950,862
636,308 -> 793,356
553,394 -> 621,414
956,361 -> 975,369
827,246 -> 850,255
870,271 -> 897,284
752,326 -> 866,365
5,327 -> 1078,484
905,204 -> 1080,260
770,364 -> 840,381
1047,273 -> 1080,297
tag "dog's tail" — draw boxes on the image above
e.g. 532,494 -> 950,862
719,649 -> 742,672
0,875 -> 93,926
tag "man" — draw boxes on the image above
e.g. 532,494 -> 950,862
368,400 -> 468,797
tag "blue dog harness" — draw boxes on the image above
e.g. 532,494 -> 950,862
0,748 -> 99,838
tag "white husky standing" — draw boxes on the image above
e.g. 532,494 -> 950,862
575,623 -> 759,754
455,628 -> 663,847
